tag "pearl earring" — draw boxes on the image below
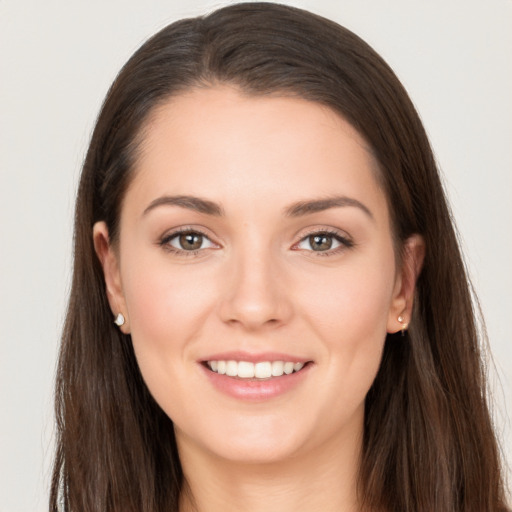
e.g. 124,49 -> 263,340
114,313 -> 125,327
398,315 -> 408,336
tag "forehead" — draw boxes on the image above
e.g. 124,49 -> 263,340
125,86 -> 387,222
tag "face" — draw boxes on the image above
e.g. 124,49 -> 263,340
95,86 -> 420,465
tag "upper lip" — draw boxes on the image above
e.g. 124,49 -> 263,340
199,351 -> 312,364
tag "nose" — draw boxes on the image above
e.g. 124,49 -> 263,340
218,244 -> 294,331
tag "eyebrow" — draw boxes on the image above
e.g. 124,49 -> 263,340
284,196 -> 374,220
142,194 -> 373,221
143,195 -> 225,217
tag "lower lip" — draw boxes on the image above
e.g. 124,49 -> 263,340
200,363 -> 312,401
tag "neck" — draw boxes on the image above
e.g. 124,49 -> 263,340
177,426 -> 363,512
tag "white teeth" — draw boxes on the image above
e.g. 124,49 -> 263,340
271,361 -> 284,376
283,362 -> 294,374
237,361 -> 255,378
206,360 -> 307,379
254,362 -> 272,379
226,360 -> 238,377
217,360 -> 226,375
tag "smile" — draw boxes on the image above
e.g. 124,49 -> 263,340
207,360 -> 306,379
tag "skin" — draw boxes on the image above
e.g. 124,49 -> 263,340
94,86 -> 424,512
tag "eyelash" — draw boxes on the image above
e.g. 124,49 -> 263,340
159,227 -> 213,257
294,229 -> 354,257
159,227 -> 354,258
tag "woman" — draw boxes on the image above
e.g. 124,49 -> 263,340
50,2 -> 509,511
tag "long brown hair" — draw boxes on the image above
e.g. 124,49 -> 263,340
51,3 -> 509,511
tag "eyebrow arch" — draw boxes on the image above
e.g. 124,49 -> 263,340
143,195 -> 225,217
142,194 -> 374,221
283,195 -> 374,220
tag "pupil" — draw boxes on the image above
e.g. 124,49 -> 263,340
180,233 -> 202,250
311,234 -> 332,251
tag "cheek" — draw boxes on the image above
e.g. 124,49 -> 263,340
124,253 -> 215,336
120,255 -> 218,389
299,256 -> 396,341
296,250 -> 396,405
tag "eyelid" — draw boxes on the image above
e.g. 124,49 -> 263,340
159,226 -> 221,255
168,232 -> 215,250
292,227 -> 354,255
158,225 -> 353,258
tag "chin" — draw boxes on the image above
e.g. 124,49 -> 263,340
175,412 -> 314,465
208,436 -> 305,465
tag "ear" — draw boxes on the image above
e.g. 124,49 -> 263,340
93,221 -> 130,334
387,234 -> 425,334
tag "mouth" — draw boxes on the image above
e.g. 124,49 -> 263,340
200,354 -> 313,400
203,360 -> 310,380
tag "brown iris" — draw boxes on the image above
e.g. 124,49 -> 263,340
179,232 -> 203,250
309,234 -> 333,251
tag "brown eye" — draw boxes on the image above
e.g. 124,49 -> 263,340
295,230 -> 352,255
309,234 -> 333,251
179,232 -> 203,250
163,230 -> 215,252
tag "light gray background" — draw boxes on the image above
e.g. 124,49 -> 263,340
1,1 -> 511,510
